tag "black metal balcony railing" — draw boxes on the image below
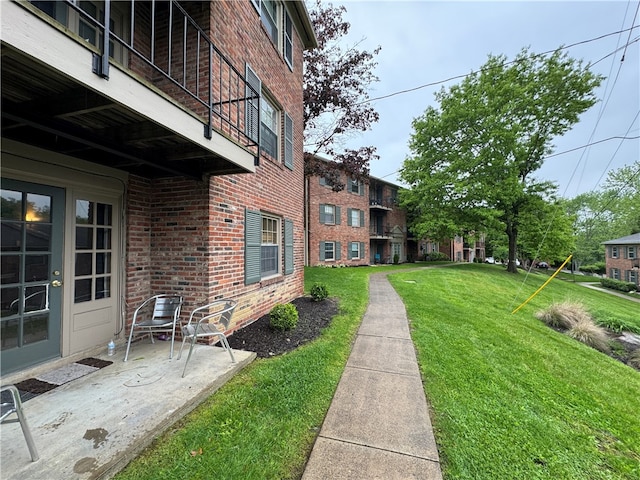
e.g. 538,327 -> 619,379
34,0 -> 259,153
369,197 -> 396,209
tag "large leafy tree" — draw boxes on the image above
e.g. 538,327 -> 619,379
400,48 -> 603,272
303,0 -> 380,190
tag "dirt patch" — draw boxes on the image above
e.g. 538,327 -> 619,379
227,296 -> 339,358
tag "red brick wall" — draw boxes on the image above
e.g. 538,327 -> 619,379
308,174 -> 370,266
123,1 -> 308,334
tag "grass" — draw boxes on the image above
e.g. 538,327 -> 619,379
388,263 -> 640,479
115,266 -> 373,480
115,263 -> 639,479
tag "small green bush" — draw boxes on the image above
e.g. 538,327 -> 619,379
580,262 -> 606,275
393,253 -> 399,264
310,282 -> 329,302
269,303 -> 298,331
600,277 -> 637,292
425,252 -> 449,261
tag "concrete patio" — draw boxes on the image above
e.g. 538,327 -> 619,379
1,340 -> 255,480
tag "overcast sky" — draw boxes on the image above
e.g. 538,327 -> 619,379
335,1 -> 640,198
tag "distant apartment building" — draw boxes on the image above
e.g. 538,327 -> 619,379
306,163 -> 416,266
603,233 -> 640,289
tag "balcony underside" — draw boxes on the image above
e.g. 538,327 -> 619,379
2,45 -> 255,180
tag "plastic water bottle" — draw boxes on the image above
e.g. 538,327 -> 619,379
107,339 -> 115,356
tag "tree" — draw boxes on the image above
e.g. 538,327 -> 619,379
400,48 -> 603,272
566,160 -> 640,266
303,0 -> 380,190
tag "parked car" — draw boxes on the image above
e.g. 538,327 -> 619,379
485,257 -> 495,264
537,261 -> 549,269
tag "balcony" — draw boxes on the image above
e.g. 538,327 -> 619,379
1,0 -> 256,179
370,225 -> 391,239
369,197 -> 395,211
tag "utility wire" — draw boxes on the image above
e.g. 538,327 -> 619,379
355,25 -> 640,106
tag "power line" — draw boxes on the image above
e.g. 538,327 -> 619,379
356,25 -> 640,106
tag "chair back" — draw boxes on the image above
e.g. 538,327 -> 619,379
218,300 -> 237,330
153,296 -> 182,320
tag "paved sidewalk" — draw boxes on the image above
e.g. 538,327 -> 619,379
302,273 -> 443,480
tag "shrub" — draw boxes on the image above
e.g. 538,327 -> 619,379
393,253 -> 399,264
566,319 -> 611,354
310,282 -> 329,302
600,277 -> 637,292
425,252 -> 449,262
269,303 -> 298,331
534,301 -> 591,330
579,262 -> 606,275
628,349 -> 640,369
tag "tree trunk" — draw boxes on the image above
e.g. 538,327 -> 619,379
506,221 -> 519,274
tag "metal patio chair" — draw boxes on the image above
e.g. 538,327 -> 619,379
124,294 -> 184,361
1,385 -> 39,462
177,299 -> 237,377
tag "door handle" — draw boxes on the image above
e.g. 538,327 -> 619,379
51,280 -> 63,288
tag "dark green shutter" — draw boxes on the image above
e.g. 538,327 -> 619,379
360,242 -> 365,258
245,65 -> 261,143
319,204 -> 325,224
245,209 -> 261,284
335,206 -> 341,225
359,210 -> 365,227
319,242 -> 326,261
347,243 -> 353,260
347,208 -> 353,226
284,218 -> 294,274
284,112 -> 293,170
335,242 -> 341,260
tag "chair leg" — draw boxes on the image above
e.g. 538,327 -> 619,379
3,386 -> 39,462
220,335 -> 236,363
124,325 -> 136,362
181,336 -> 198,378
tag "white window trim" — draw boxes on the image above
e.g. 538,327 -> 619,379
350,242 -> 361,260
325,241 -> 335,261
261,213 -> 281,279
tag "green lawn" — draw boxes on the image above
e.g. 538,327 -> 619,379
116,264 -> 639,479
389,263 -> 640,479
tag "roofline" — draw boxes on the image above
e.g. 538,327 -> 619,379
286,0 -> 318,49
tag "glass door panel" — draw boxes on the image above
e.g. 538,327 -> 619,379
1,179 -> 64,375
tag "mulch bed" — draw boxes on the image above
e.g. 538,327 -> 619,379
227,296 -> 339,358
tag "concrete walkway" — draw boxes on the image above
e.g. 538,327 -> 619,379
302,273 -> 443,480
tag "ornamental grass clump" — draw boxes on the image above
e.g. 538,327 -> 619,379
269,303 -> 298,331
628,349 -> 640,369
534,301 -> 591,330
566,319 -> 611,354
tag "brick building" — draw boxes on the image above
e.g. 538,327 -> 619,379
306,163 -> 416,266
603,233 -> 640,289
1,0 -> 316,375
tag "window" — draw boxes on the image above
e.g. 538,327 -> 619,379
261,215 -> 279,277
627,270 -> 638,284
320,204 -> 340,225
611,246 -> 619,258
628,246 -> 637,259
284,10 -> 293,69
319,241 -> 341,262
349,242 -> 364,260
324,242 -> 335,261
610,268 -> 620,280
350,178 -> 363,195
251,0 -> 292,69
74,199 -> 113,303
32,1 -> 128,64
245,210 -> 294,284
261,95 -> 280,160
348,208 -> 364,227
